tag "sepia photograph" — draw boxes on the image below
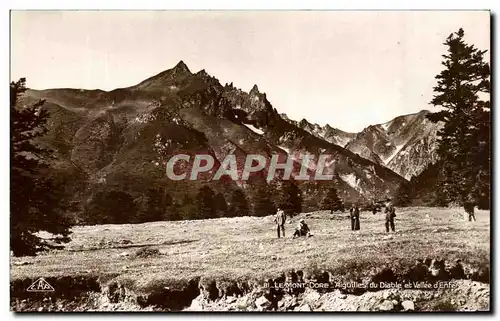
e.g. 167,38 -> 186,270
9,10 -> 491,312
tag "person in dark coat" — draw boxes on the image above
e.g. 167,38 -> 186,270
354,205 -> 360,230
464,200 -> 476,221
350,205 -> 360,231
385,202 -> 396,232
293,218 -> 311,238
274,208 -> 286,238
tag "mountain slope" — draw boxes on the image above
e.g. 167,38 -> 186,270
280,109 -> 442,181
345,110 -> 443,180
219,82 -> 405,201
21,61 -> 406,222
281,115 -> 356,147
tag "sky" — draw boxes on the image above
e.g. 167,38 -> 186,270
10,11 -> 490,132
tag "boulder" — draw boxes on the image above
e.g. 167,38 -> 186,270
402,300 -> 414,311
379,300 -> 394,311
279,295 -> 298,310
187,295 -> 204,311
304,289 -> 321,304
255,296 -> 272,310
295,304 -> 312,311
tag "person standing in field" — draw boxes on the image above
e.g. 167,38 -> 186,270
274,207 -> 286,238
350,204 -> 360,231
371,200 -> 379,214
463,197 -> 476,222
385,201 -> 396,232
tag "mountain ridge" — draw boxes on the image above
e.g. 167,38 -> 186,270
20,61 -> 411,223
280,109 -> 442,180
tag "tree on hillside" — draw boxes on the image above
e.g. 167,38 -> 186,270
179,193 -> 197,220
196,185 -> 216,219
278,180 -> 302,216
163,193 -> 182,221
135,187 -> 165,223
321,186 -> 343,213
148,187 -> 168,221
11,78 -> 72,256
393,182 -> 413,207
228,189 -> 250,217
213,192 -> 228,217
427,28 -> 490,209
252,181 -> 275,217
84,190 -> 137,224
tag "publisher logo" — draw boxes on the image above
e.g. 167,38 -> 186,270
26,278 -> 55,292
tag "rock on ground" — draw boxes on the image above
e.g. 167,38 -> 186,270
379,300 -> 394,311
255,296 -> 271,311
402,300 -> 415,311
181,279 -> 489,312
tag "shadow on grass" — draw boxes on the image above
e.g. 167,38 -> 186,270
69,239 -> 199,252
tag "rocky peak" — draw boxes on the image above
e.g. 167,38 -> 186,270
249,84 -> 260,95
132,61 -> 193,90
196,69 -> 208,76
173,60 -> 191,74
298,118 -> 310,128
280,113 -> 290,121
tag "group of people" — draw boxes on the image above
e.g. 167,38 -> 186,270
349,202 -> 396,232
273,201 -> 398,239
273,208 -> 311,239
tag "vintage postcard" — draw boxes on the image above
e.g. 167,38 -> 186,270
10,10 -> 490,312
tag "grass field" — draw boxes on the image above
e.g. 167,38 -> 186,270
11,207 -> 490,291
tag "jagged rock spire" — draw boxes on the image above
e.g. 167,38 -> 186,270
250,84 -> 259,95
173,60 -> 191,74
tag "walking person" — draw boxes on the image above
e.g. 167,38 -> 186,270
274,207 -> 286,238
385,201 -> 396,232
350,204 -> 360,231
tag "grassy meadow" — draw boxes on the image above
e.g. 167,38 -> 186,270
11,207 -> 489,290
